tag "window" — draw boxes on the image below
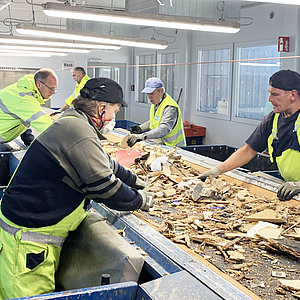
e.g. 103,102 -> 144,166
160,52 -> 180,100
197,47 -> 232,117
137,54 -> 155,103
235,44 -> 280,120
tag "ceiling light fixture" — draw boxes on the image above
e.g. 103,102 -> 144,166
243,0 -> 300,4
16,24 -> 168,49
0,44 -> 91,53
0,35 -> 121,50
0,49 -> 68,56
0,53 -> 51,57
43,2 -> 240,34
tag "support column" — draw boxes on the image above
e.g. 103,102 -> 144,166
294,6 -> 300,73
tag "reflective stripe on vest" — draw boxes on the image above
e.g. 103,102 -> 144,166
0,97 -> 29,127
0,218 -> 65,247
149,93 -> 186,147
267,112 -> 300,182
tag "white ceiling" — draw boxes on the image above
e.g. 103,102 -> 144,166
0,0 -> 283,35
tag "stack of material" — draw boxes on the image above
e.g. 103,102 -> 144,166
102,139 -> 300,300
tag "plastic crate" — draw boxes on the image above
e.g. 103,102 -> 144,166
115,120 -> 140,131
185,136 -> 204,145
184,124 -> 206,137
183,124 -> 206,145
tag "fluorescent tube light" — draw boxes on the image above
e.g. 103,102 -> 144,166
0,44 -> 91,53
0,49 -> 68,56
243,0 -> 300,4
16,24 -> 168,49
43,2 -> 240,34
0,51 -> 51,57
0,36 -> 121,50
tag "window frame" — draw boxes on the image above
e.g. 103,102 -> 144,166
157,49 -> 181,101
232,39 -> 279,126
195,43 -> 234,121
134,51 -> 157,105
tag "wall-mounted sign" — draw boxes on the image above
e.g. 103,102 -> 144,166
62,61 -> 74,69
278,36 -> 289,52
218,100 -> 228,115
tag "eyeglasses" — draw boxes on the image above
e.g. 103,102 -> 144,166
40,81 -> 59,92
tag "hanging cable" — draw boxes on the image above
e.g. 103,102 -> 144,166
153,28 -> 176,44
156,0 -> 164,6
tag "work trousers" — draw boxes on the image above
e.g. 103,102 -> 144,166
0,200 -> 87,299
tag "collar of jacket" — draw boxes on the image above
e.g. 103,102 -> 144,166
63,108 -> 107,141
17,74 -> 47,105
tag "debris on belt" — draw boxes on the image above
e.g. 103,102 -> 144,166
102,139 -> 300,300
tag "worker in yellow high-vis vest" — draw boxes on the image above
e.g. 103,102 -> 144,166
0,68 -> 58,146
0,77 -> 154,299
198,69 -> 300,202
127,77 -> 186,147
50,66 -> 90,116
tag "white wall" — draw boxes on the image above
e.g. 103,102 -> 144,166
127,3 -> 299,147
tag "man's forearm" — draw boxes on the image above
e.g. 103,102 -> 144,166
218,144 -> 257,173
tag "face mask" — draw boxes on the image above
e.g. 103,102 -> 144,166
100,119 -> 116,135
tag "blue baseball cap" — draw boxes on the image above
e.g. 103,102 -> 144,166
141,77 -> 164,93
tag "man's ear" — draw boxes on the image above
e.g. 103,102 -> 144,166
290,90 -> 299,102
98,103 -> 106,114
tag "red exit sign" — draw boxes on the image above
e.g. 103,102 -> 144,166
278,36 -> 289,52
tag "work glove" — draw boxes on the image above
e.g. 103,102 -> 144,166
127,134 -> 144,147
138,190 -> 155,211
130,125 -> 142,134
50,109 -> 62,116
277,181 -> 300,201
133,176 -> 147,190
20,129 -> 34,146
198,166 -> 223,181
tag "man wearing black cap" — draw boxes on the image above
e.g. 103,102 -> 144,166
0,77 -> 154,299
198,69 -> 300,201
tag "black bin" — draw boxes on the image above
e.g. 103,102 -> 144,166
181,145 -> 278,173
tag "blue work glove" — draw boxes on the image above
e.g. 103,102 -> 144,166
133,176 -> 147,190
20,129 -> 34,146
127,134 -> 144,147
130,125 -> 142,134
138,190 -> 155,211
198,166 -> 223,181
277,181 -> 300,201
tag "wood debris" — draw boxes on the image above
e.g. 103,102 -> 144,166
102,139 -> 300,300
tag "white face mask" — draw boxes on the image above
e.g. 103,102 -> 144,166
100,119 -> 116,135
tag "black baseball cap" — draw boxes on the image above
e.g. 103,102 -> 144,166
269,69 -> 300,92
80,77 -> 128,107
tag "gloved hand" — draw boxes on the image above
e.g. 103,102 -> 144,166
138,190 -> 155,211
277,181 -> 300,201
198,166 -> 222,181
127,134 -> 144,147
50,109 -> 62,116
20,129 -> 34,146
130,125 -> 142,134
133,176 -> 147,190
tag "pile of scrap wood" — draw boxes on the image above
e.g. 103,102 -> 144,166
102,139 -> 300,299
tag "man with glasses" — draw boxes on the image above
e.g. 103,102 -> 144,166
0,68 -> 58,146
0,77 -> 154,299
127,77 -> 186,147
50,66 -> 90,116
